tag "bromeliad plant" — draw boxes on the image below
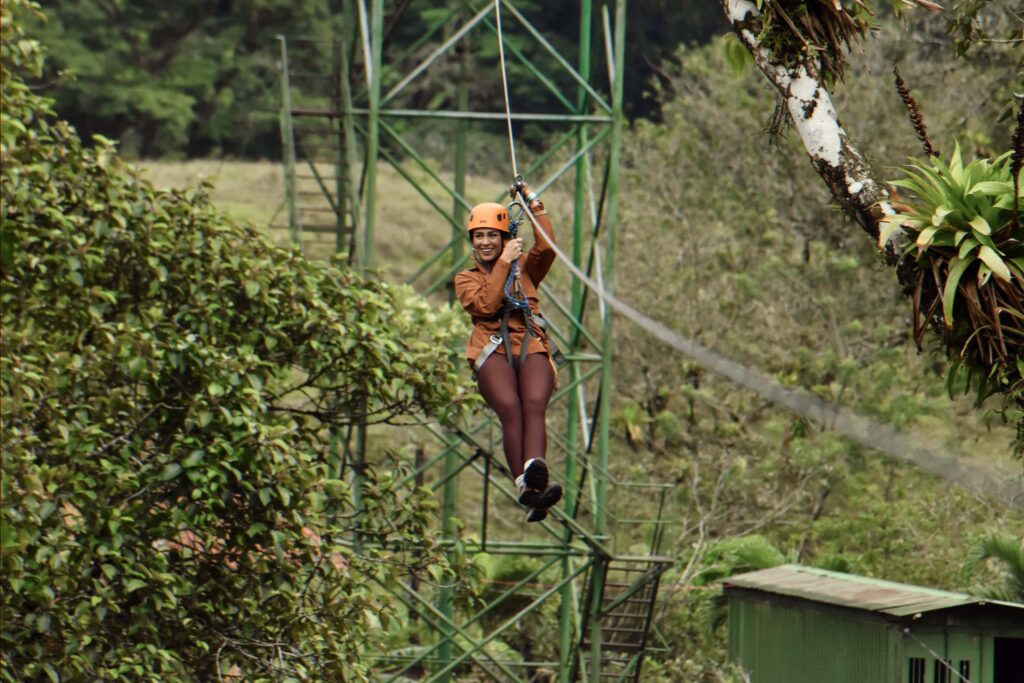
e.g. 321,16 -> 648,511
880,142 -> 1024,412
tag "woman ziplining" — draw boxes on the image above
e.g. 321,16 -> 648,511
454,181 -> 564,523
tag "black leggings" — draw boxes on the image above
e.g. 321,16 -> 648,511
476,352 -> 555,478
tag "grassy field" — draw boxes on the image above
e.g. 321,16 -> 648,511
137,158 -> 573,284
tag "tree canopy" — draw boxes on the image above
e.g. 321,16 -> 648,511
32,0 -> 727,158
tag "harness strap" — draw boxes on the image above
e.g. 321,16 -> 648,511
471,303 -> 566,380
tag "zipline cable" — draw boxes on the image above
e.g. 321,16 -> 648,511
515,195 -> 1021,506
490,1 -> 1022,507
494,0 -> 519,179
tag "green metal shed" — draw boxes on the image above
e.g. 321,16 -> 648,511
723,565 -> 1024,683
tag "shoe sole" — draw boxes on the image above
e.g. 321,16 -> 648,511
518,488 -> 542,507
526,483 -> 563,523
537,482 -> 562,510
523,459 -> 549,492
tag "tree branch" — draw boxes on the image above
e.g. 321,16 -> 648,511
721,0 -> 908,268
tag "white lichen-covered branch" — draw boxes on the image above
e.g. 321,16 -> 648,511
722,0 -> 906,265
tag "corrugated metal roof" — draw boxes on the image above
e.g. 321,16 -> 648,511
723,564 -> 1024,617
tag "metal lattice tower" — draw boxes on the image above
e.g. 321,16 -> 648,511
276,2 -> 675,680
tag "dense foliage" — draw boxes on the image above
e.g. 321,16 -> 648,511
1,2 -> 471,679
611,28 -> 1022,679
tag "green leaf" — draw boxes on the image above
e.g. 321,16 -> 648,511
259,488 -> 273,505
977,245 -> 1011,282
245,280 -> 260,297
967,180 -> 1012,196
128,356 -> 146,379
877,215 -> 904,248
916,226 -> 938,249
978,263 -> 993,287
159,463 -> 182,481
942,255 -> 974,328
958,238 -> 979,259
968,215 -> 992,236
948,141 -> 964,185
931,205 -> 953,227
182,450 -> 205,468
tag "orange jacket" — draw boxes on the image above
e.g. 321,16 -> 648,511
454,204 -> 556,366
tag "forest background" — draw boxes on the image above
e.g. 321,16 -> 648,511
3,0 -> 1023,680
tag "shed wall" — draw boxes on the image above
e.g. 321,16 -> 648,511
728,594 -> 896,683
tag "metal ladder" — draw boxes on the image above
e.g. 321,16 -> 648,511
575,555 -> 672,682
278,36 -> 358,258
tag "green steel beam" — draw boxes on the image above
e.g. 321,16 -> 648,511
345,107 -> 611,123
503,0 -> 611,113
426,561 -> 592,682
480,15 -> 576,112
376,3 -> 464,98
387,554 -> 565,681
359,0 -> 382,270
277,36 -> 298,244
561,1 -> 591,673
378,118 -> 473,210
332,34 -> 347,252
339,0 -> 361,263
382,3 -> 492,105
592,4 -> 625,679
382,583 -> 518,683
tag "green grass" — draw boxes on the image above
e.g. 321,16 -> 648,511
137,158 -> 572,284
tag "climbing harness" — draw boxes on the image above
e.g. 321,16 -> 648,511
470,197 -> 566,380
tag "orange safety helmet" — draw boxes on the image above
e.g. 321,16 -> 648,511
466,202 -> 511,236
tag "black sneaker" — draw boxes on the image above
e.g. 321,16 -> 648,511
525,483 -> 563,523
517,480 -> 542,507
526,506 -> 548,523
537,482 -> 562,510
523,458 -> 549,493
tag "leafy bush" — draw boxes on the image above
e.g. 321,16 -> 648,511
1,1 -> 468,679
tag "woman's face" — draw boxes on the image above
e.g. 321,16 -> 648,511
471,229 -> 504,263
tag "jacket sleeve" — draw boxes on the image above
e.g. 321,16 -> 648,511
454,259 -> 512,317
523,204 -> 556,286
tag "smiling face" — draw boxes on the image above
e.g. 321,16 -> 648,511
471,228 -> 505,264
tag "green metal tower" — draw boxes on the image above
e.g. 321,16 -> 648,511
277,2 -> 674,680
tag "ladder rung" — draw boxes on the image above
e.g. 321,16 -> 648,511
604,626 -> 646,635
582,641 -> 643,653
295,174 -> 338,181
291,107 -> 340,118
298,225 -> 352,235
604,611 -> 646,620
293,126 -> 337,135
602,597 -> 651,606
